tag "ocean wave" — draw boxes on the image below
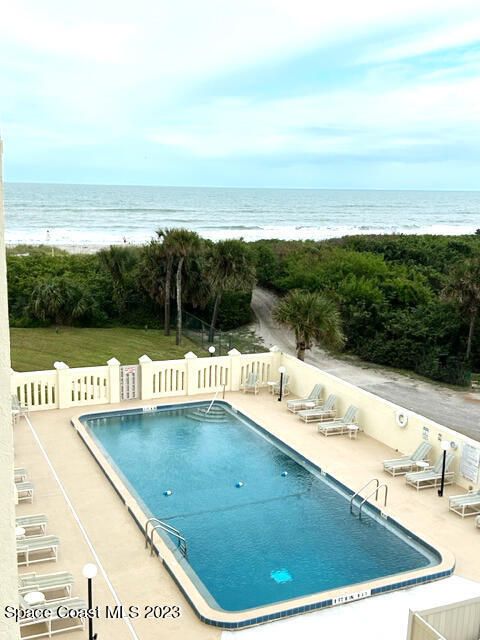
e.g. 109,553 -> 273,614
6,223 -> 478,248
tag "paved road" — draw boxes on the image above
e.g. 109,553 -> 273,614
251,287 -> 480,441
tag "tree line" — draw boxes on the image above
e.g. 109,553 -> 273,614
254,234 -> 480,384
7,232 -> 256,341
7,232 -> 480,385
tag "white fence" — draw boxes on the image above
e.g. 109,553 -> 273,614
13,370 -> 57,411
10,347 -> 480,491
10,348 -> 282,411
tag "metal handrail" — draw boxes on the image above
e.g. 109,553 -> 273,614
206,390 -> 219,414
358,484 -> 388,519
145,517 -> 187,557
350,478 -> 380,513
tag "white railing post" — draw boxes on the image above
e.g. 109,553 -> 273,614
138,354 -> 153,400
54,361 -> 70,409
107,358 -> 121,404
184,351 -> 198,396
228,348 -> 242,391
269,345 -> 282,372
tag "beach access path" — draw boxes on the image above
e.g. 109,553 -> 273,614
251,287 -> 480,441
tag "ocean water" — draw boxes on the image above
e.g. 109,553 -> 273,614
4,182 -> 480,247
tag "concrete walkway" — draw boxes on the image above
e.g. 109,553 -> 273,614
251,287 -> 480,441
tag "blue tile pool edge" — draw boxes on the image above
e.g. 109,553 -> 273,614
72,401 -> 455,630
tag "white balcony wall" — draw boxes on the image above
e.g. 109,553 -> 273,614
408,597 -> 480,640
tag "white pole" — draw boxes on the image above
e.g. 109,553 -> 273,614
0,140 -> 21,639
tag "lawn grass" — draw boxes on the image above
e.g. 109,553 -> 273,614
10,327 -> 199,371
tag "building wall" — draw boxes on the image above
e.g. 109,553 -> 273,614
0,141 -> 20,638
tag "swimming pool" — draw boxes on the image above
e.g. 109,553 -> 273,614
77,401 -> 450,627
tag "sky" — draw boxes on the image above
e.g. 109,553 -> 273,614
1,0 -> 480,189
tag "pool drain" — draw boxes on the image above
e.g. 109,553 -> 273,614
271,569 -> 292,584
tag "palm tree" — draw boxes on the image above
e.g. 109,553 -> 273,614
164,229 -> 202,345
207,240 -> 256,341
156,229 -> 176,336
442,256 -> 480,360
29,280 -> 64,324
273,289 -> 345,361
98,246 -> 137,315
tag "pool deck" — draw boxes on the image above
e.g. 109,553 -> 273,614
13,390 -> 480,639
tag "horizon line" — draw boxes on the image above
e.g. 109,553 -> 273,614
4,180 -> 480,193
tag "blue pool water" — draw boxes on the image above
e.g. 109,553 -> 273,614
83,402 -> 440,612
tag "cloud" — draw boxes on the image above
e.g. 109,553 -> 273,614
1,0 -> 480,186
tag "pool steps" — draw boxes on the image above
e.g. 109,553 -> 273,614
187,406 -> 229,423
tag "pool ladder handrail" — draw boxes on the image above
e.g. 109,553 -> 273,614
205,390 -> 219,414
350,478 -> 388,518
350,478 -> 380,513
145,517 -> 187,558
357,484 -> 388,519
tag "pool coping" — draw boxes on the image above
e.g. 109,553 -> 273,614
71,399 -> 456,630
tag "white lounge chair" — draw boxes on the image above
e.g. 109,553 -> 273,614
296,395 -> 337,423
19,571 -> 74,599
15,481 -> 34,503
16,514 -> 48,535
316,405 -> 358,436
14,467 -> 28,483
272,373 -> 290,397
287,384 -> 323,413
449,489 -> 480,517
19,595 -> 86,638
17,534 -> 60,566
476,515 -> 480,529
241,372 -> 259,394
12,394 -> 28,424
405,452 -> 455,491
383,442 -> 432,477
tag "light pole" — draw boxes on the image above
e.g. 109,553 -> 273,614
278,366 -> 286,402
83,563 -> 98,640
208,345 -> 216,358
437,440 -> 450,497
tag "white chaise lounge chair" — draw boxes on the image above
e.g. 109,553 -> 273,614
240,372 -> 259,394
16,514 -> 48,535
14,467 -> 28,482
317,405 -> 358,436
449,489 -> 480,517
11,394 -> 28,424
287,384 -> 323,413
17,535 -> 60,566
19,596 -> 86,638
476,515 -> 480,529
405,452 -> 455,491
296,395 -> 337,423
19,571 -> 74,599
15,481 -> 34,503
383,442 -> 432,477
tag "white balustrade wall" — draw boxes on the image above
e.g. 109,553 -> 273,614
9,348 -> 281,410
192,356 -> 230,392
140,357 -> 187,399
64,366 -> 110,407
10,347 -> 480,490
12,369 -> 57,411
